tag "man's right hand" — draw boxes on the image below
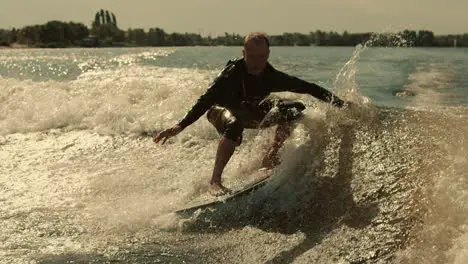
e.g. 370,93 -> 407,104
153,125 -> 183,144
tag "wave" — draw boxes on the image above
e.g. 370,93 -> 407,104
71,99 -> 468,263
0,65 -> 214,136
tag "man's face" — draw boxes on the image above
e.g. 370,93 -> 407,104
243,40 -> 270,76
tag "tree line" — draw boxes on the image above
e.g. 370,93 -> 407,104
0,10 -> 466,48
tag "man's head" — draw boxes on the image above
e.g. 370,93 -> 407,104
242,32 -> 270,75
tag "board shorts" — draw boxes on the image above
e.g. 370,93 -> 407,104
206,99 -> 305,145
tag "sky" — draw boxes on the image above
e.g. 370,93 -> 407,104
0,0 -> 467,35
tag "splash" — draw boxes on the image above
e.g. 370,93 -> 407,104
334,31 -> 409,104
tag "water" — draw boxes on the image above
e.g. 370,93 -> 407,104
0,46 -> 467,263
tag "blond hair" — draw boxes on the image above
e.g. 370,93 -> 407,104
243,32 -> 270,48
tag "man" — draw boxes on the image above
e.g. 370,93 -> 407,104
154,32 -> 347,195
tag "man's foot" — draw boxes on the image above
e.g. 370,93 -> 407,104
209,181 -> 232,197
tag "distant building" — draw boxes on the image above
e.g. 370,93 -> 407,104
81,35 -> 99,47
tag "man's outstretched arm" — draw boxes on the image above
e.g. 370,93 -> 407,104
177,60 -> 237,129
153,82 -> 219,144
154,64 -> 233,144
270,69 -> 345,107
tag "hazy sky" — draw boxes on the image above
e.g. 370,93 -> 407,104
1,0 -> 466,35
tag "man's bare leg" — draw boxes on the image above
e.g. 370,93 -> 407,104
261,122 -> 293,169
210,136 -> 237,194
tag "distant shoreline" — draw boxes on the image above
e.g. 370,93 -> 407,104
1,44 -> 466,49
1,20 -> 466,48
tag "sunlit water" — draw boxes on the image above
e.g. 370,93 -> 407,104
0,46 -> 467,263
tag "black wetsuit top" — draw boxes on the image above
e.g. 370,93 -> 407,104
178,58 -> 344,128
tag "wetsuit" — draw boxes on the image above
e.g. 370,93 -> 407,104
178,58 -> 344,144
